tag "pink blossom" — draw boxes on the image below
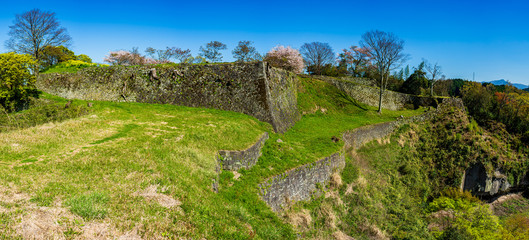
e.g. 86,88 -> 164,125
104,50 -> 159,66
264,45 -> 304,74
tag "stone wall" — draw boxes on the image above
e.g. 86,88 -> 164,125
258,153 -> 345,212
37,62 -> 300,133
343,121 -> 399,151
257,98 -> 465,212
312,76 -> 445,110
343,98 -> 465,151
217,132 -> 269,171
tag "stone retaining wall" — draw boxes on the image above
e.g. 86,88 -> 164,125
258,98 -> 465,212
217,132 -> 269,171
312,75 -> 445,110
37,62 -> 300,133
258,153 -> 345,212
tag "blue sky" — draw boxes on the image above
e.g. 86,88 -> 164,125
1,0 -> 528,85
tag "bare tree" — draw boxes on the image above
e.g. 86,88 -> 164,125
424,59 -> 444,96
199,41 -> 227,62
360,30 -> 408,113
173,48 -> 192,63
299,42 -> 335,75
145,47 -> 192,63
232,41 -> 261,62
5,9 -> 72,68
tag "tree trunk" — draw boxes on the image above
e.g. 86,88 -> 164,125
431,83 -> 434,96
378,74 -> 384,113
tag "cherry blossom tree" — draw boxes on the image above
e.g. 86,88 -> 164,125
338,46 -> 373,77
264,45 -> 304,74
104,48 -> 157,66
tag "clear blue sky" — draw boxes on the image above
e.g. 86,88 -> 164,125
1,0 -> 528,85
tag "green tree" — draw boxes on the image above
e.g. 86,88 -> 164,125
40,45 -> 76,69
76,54 -> 92,63
400,68 -> 428,95
0,53 -> 38,112
232,41 -> 261,62
199,41 -> 227,62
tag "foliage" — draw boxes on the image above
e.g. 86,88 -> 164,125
400,68 -> 429,95
433,78 -> 468,97
461,81 -> 529,140
264,45 -> 304,74
232,41 -> 261,62
104,48 -> 158,66
76,54 -> 92,63
0,53 -> 38,112
0,97 -> 90,132
338,46 -> 373,77
182,55 -> 208,64
306,64 -> 348,77
199,41 -> 227,62
5,9 -> 72,68
42,60 -> 102,73
300,42 -> 335,75
40,45 -> 76,69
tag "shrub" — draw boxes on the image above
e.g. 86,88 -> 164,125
42,59 -> 102,73
0,98 -> 90,132
0,52 -> 39,112
264,45 -> 304,74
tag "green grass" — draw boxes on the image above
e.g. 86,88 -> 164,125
0,76 -> 423,239
66,192 -> 110,220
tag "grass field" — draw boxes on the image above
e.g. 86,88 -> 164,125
0,76 -> 423,239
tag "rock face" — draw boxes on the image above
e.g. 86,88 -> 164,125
37,62 -> 300,133
462,163 -> 511,197
217,132 -> 269,171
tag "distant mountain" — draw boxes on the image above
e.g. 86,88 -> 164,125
524,88 -> 529,92
483,79 -> 529,90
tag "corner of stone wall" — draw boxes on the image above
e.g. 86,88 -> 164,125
262,62 -> 301,133
217,132 -> 269,171
258,152 -> 345,212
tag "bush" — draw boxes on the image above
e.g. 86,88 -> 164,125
264,45 -> 304,74
0,52 -> 39,112
42,59 -> 102,73
0,98 -> 90,132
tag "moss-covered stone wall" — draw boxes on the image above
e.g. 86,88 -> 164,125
312,75 -> 445,110
217,132 -> 269,171
258,153 -> 345,212
37,62 -> 300,133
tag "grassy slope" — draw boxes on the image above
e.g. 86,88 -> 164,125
0,76 -> 423,239
288,97 -> 529,240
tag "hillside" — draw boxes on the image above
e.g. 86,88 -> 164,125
286,96 -> 529,239
0,76 -> 422,239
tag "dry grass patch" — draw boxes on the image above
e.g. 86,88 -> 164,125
133,185 -> 181,209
